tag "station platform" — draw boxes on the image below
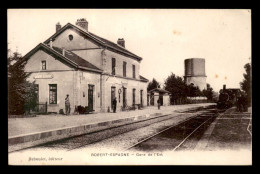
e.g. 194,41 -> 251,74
8,103 -> 215,152
195,106 -> 252,151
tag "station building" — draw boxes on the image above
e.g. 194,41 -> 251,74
147,88 -> 171,106
22,18 -> 149,113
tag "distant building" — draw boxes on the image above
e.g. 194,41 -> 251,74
21,18 -> 149,113
184,58 -> 207,91
147,88 -> 170,106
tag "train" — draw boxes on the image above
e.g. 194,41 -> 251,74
217,86 -> 241,109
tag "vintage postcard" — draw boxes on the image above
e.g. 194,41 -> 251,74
8,9 -> 252,165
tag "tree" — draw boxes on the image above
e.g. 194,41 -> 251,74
186,83 -> 203,97
240,63 -> 251,106
8,49 -> 36,115
24,81 -> 38,114
8,50 -> 27,114
147,78 -> 160,92
187,84 -> 196,97
164,73 -> 187,104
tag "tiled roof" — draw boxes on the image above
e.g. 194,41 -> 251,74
52,46 -> 102,72
149,88 -> 171,94
21,43 -> 102,73
44,23 -> 143,61
88,32 -> 142,61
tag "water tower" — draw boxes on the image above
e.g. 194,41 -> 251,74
184,58 -> 207,90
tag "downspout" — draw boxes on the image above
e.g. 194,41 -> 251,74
100,73 -> 102,109
100,47 -> 107,112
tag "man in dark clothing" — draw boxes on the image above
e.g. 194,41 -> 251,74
65,94 -> 70,115
242,94 -> 248,112
112,97 -> 117,113
237,95 -> 244,112
157,99 -> 160,110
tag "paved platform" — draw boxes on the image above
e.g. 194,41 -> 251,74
8,103 -> 215,152
195,106 -> 252,151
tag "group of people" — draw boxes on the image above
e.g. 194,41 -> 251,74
64,92 -> 248,115
64,95 -> 163,115
64,95 -> 118,115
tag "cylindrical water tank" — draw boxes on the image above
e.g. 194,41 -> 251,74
184,59 -> 192,76
184,58 -> 206,76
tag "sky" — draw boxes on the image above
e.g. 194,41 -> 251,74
8,9 -> 251,92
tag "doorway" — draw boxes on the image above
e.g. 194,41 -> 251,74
123,87 -> 127,108
132,88 -> 136,106
151,93 -> 154,106
111,86 -> 116,108
140,90 -> 143,107
88,85 -> 94,111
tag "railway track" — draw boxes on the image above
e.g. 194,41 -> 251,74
69,108 -> 221,151
125,108 -> 226,152
11,107 -> 224,153
71,108 -> 225,152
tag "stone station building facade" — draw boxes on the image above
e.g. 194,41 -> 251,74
22,18 -> 149,113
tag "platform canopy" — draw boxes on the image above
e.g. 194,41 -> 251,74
148,88 -> 171,94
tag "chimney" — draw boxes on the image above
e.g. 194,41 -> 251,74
223,84 -> 226,90
117,38 -> 125,48
75,18 -> 88,31
56,22 -> 61,32
50,39 -> 53,48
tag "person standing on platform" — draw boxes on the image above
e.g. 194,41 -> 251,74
157,98 -> 161,110
242,93 -> 248,112
112,97 -> 117,113
237,95 -> 243,112
65,94 -> 70,115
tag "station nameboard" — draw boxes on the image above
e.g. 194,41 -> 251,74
34,74 -> 53,79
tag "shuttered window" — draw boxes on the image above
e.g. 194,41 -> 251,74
42,61 -> 46,70
123,61 -> 127,77
112,58 -> 116,75
132,64 -> 136,78
49,84 -> 57,104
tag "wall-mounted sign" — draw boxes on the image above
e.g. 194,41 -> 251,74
34,74 -> 53,79
121,80 -> 128,87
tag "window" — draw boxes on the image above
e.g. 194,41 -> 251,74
112,58 -> 116,75
132,88 -> 136,105
42,61 -> 46,70
49,84 -> 57,104
69,34 -> 73,41
132,65 -> 136,78
123,61 -> 127,77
